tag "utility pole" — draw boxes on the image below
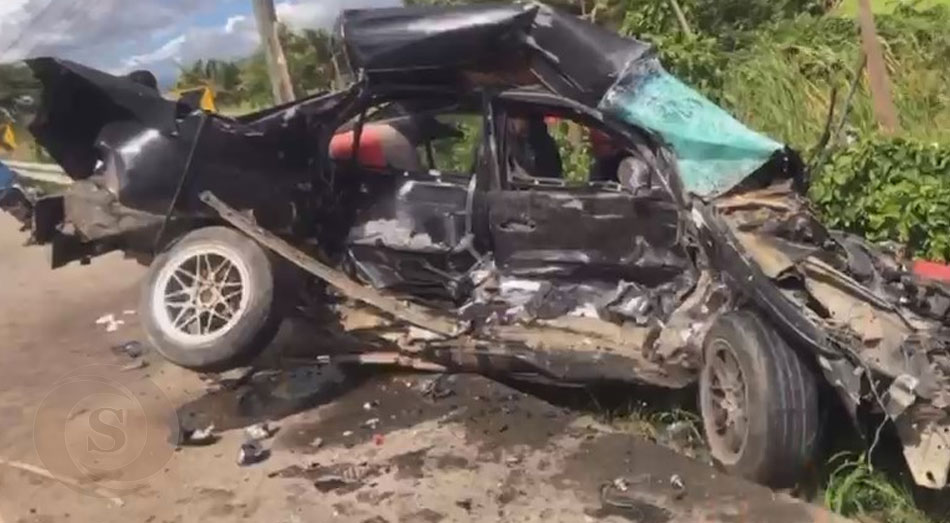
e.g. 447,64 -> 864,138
252,0 -> 295,104
856,0 -> 899,134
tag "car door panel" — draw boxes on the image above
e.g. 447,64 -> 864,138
346,172 -> 477,300
487,186 -> 689,282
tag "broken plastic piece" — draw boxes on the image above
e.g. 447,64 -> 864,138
110,340 -> 146,358
237,440 -> 269,466
886,374 -> 920,419
180,424 -> 217,446
670,474 -> 686,499
244,421 -> 277,440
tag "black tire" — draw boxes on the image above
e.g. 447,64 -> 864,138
140,226 -> 280,372
699,310 -> 819,488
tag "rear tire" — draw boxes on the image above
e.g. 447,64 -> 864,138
699,310 -> 819,488
140,226 -> 280,372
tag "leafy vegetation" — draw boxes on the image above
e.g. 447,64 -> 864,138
614,2 -> 950,147
811,136 -> 950,260
550,120 -> 592,184
174,26 -> 337,109
427,114 -> 482,174
0,62 -> 38,123
0,63 -> 43,161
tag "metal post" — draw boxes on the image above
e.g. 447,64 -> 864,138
251,0 -> 295,104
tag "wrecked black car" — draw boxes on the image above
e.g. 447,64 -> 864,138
5,2 -> 950,491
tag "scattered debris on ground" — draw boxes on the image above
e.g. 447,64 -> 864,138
670,474 -> 686,499
120,358 -> 149,371
110,340 -> 146,358
271,462 -> 384,494
596,477 -> 675,523
94,313 -> 124,332
245,421 -> 277,440
177,423 -> 218,447
420,375 -> 455,401
237,439 -> 269,466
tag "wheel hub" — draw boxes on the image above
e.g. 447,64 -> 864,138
198,287 -> 216,307
703,342 -> 749,460
153,246 -> 251,346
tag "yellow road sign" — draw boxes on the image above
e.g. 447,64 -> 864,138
176,86 -> 217,113
0,125 -> 15,151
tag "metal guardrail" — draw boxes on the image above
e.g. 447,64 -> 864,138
2,160 -> 72,185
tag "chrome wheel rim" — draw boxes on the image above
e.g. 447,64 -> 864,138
152,243 -> 251,346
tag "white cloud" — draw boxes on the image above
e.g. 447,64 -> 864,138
0,0 -> 401,86
0,0 -> 32,33
0,0 -> 208,64
121,36 -> 188,72
121,16 -> 258,75
276,0 -> 399,32
123,0 -> 399,83
225,15 -> 246,33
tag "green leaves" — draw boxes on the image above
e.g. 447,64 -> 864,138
0,62 -> 39,124
810,136 -> 950,261
175,25 -> 336,109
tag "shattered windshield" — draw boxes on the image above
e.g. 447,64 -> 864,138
599,57 -> 784,198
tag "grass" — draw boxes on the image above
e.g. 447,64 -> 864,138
715,9 -> 950,149
595,394 -> 708,462
823,452 -> 933,523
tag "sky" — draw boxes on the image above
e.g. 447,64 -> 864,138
0,0 -> 400,85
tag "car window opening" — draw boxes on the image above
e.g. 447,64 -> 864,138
329,100 -> 483,180
503,108 -> 654,194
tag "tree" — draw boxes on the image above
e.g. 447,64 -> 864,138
281,26 -> 336,96
237,52 -> 275,107
231,26 -> 337,107
174,59 -> 244,106
0,62 -> 39,124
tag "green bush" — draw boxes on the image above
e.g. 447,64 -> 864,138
810,136 -> 950,261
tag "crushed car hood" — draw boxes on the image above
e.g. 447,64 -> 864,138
708,182 -> 950,488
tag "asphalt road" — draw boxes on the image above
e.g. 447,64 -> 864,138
0,213 -> 849,523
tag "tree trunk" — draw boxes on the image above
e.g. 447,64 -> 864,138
856,0 -> 899,134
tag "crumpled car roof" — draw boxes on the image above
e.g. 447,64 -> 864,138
337,3 -> 649,106
338,2 -> 784,198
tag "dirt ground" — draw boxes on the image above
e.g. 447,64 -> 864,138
0,213 -> 850,523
